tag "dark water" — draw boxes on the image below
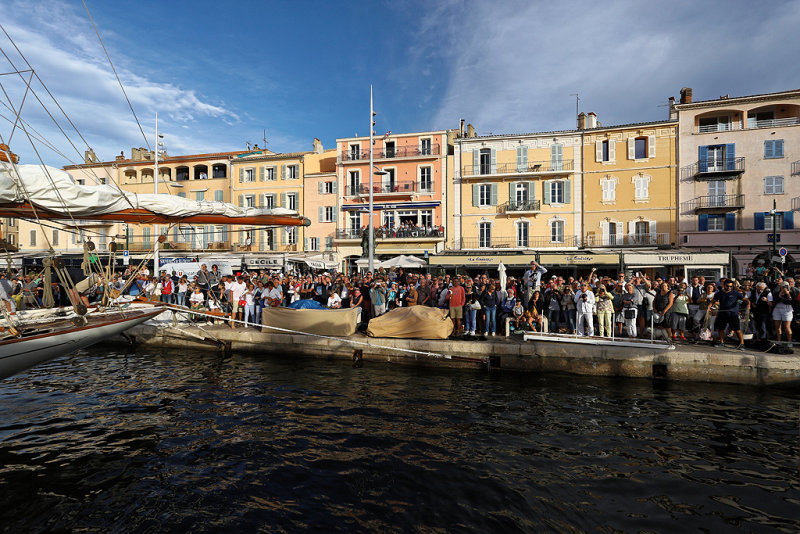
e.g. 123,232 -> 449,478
0,349 -> 798,533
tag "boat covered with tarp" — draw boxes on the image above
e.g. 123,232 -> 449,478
261,306 -> 359,336
367,306 -> 454,339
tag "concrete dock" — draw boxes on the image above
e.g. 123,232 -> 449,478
118,320 -> 800,388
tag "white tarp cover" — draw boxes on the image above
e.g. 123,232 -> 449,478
0,165 -> 297,219
379,255 -> 427,268
367,306 -> 454,339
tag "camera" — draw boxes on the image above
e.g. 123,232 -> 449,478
581,294 -> 587,300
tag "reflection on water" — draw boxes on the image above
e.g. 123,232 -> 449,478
0,349 -> 798,533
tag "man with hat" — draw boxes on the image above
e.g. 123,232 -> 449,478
523,260 -> 547,308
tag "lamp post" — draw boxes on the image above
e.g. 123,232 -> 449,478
770,198 -> 777,267
368,86 -> 376,273
154,112 -> 159,274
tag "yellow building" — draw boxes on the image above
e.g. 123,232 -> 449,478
451,127 -> 581,253
581,113 -> 677,250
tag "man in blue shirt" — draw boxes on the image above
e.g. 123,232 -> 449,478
712,279 -> 748,349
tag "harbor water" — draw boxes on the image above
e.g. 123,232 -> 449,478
1,348 -> 798,533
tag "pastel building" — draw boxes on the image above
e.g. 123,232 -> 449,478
334,130 -> 453,272
675,87 -> 800,273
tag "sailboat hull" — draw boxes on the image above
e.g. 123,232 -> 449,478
0,308 -> 164,379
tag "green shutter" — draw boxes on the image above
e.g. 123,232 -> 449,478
490,149 -> 497,174
564,180 -> 571,204
472,184 -> 480,207
238,168 -> 244,182
259,166 -> 265,181
543,180 -> 551,204
473,150 -> 479,174
527,181 -> 534,199
332,181 -> 338,194
238,194 -> 243,207
304,237 -> 309,251
214,190 -> 223,202
319,181 -> 324,194
258,194 -> 264,208
319,206 -> 324,222
490,183 -> 498,205
281,193 -> 287,208
222,225 -> 228,243
509,182 -> 515,202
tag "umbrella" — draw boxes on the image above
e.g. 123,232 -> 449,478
380,255 -> 427,269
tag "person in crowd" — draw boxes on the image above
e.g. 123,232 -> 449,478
447,278 -> 465,335
670,282 -> 690,341
189,286 -> 205,322
370,280 -> 387,317
526,290 -> 544,332
595,285 -> 614,337
327,290 -> 342,309
574,281 -> 595,336
481,282 -> 500,336
622,283 -> 639,338
772,282 -> 794,343
243,282 -> 257,326
653,282 -> 675,338
561,283 -> 576,334
752,281 -> 772,341
712,278 -> 748,349
464,282 -> 478,336
229,275 -> 247,329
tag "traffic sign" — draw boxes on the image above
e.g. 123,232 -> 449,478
779,247 -> 787,257
122,250 -> 130,265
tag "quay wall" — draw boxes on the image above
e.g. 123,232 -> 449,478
120,324 -> 800,388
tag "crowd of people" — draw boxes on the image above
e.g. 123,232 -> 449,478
1,260 -> 798,348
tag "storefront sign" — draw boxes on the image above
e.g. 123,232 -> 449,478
539,253 -> 619,265
623,252 -> 729,266
244,255 -> 284,269
428,254 -> 532,267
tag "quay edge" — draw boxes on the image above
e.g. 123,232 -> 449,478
118,323 -> 800,388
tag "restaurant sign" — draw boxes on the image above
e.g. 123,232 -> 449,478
538,253 -> 619,265
623,252 -> 729,266
244,255 -> 284,268
428,254 -> 533,266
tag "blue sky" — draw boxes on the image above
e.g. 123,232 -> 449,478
2,0 -> 800,167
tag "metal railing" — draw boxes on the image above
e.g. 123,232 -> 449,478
684,194 -> 745,211
747,117 -> 799,129
344,181 -> 432,196
460,160 -> 574,178
340,144 -> 441,161
681,157 -> 745,179
584,233 -> 671,247
453,235 -> 579,249
498,199 -> 541,213
696,116 -> 799,133
335,227 -> 444,240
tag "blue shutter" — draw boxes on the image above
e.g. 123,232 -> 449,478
784,211 -> 794,230
725,144 -> 735,170
725,213 -> 736,231
754,212 -> 765,230
776,139 -> 784,158
765,140 -> 774,159
698,146 -> 708,172
698,214 -> 709,232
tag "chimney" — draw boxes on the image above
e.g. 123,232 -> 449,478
84,148 -> 98,164
467,123 -> 476,137
115,151 -> 124,162
459,119 -> 465,137
313,138 -> 323,154
587,112 -> 597,129
668,96 -> 677,120
577,112 -> 587,130
680,87 -> 692,104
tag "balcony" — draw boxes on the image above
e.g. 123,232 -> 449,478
684,194 -> 745,212
340,144 -> 441,162
334,227 -> 444,242
498,199 -> 541,214
344,181 -> 433,197
696,117 -> 799,133
584,233 -> 671,248
681,157 -> 745,181
459,160 -> 574,179
453,235 -> 579,250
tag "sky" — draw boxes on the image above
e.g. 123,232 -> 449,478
1,0 -> 800,168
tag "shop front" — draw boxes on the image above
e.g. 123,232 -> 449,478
427,253 -> 533,277
622,251 -> 731,283
243,254 -> 285,273
537,253 -> 621,280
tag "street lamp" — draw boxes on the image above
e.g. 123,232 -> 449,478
770,198 -> 777,268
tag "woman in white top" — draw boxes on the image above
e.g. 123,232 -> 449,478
177,277 -> 189,307
244,283 -> 256,326
327,291 -> 342,309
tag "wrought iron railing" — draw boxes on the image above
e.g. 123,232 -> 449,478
684,194 -> 745,211
340,144 -> 441,161
453,235 -> 578,249
584,233 -> 671,247
335,227 -> 444,240
696,116 -> 799,133
681,157 -> 745,179
498,200 -> 541,213
460,159 -> 574,177
344,181 -> 432,196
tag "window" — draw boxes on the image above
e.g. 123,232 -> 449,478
634,175 -> 650,200
7,234 -> 14,245
550,181 -> 564,204
325,237 -> 333,250
419,166 -> 433,192
479,149 -> 492,175
7,218 -> 14,227
596,139 -> 615,162
550,219 -> 564,243
765,212 -> 785,230
382,211 -> 395,228
264,166 -> 276,181
479,184 -> 492,206
308,237 -> 320,251
707,215 -> 725,231
551,143 -> 563,171
245,195 -> 255,208
607,222 -> 619,245
349,212 -> 361,231
420,210 -> 433,228
420,138 -> 432,155
323,206 -> 336,222
349,144 -> 360,160
282,193 -> 298,211
601,177 -> 616,202
382,168 -> 396,191
242,168 -> 255,182
707,180 -> 726,205
515,182 -> 529,204
634,137 -> 647,159
699,115 -> 731,132
195,191 -> 205,201
764,140 -> 784,159
142,227 -> 151,246
214,190 -> 224,202
29,230 -> 36,247
348,171 -> 360,195
286,227 -> 298,245
323,181 -> 335,194
286,165 -> 299,180
765,176 -> 784,195
177,192 -> 187,198
516,145 -> 528,171
479,222 -> 491,248
634,221 -> 650,243
516,221 -> 529,248
748,110 -> 775,128
52,229 -> 59,246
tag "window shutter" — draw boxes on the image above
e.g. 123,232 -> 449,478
516,146 -> 528,171
627,137 -> 635,159
258,194 -> 264,208
648,135 -> 656,158
238,194 -> 243,207
490,183 -> 498,205
776,139 -> 784,158
319,181 -> 324,194
472,184 -> 479,207
595,140 -> 603,162
609,140 -> 616,162
508,182 -> 515,202
281,192 -> 287,208
490,149 -> 497,174
304,238 -> 309,251
473,150 -> 479,173
725,213 -> 736,231
333,209 -> 337,223
214,190 -> 223,202
222,225 -> 228,244
550,144 -> 563,170
754,212 -> 765,230
784,211 -> 794,230
698,146 -> 708,172
628,221 -> 636,235
178,191 -> 186,198
238,168 -> 244,182
725,144 -> 736,170
543,180 -> 551,204
332,181 -> 338,194
325,237 -> 333,250
527,181 -> 535,200
319,206 -> 324,222
259,166 -> 265,181
765,141 -> 774,159
281,165 -> 286,179
698,214 -> 709,232
563,180 -> 571,204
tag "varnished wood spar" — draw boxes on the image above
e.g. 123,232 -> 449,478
0,203 -> 311,226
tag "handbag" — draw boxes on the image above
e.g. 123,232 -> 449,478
238,299 -> 246,307
652,312 -> 663,323
470,300 -> 482,310
624,308 -> 636,319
